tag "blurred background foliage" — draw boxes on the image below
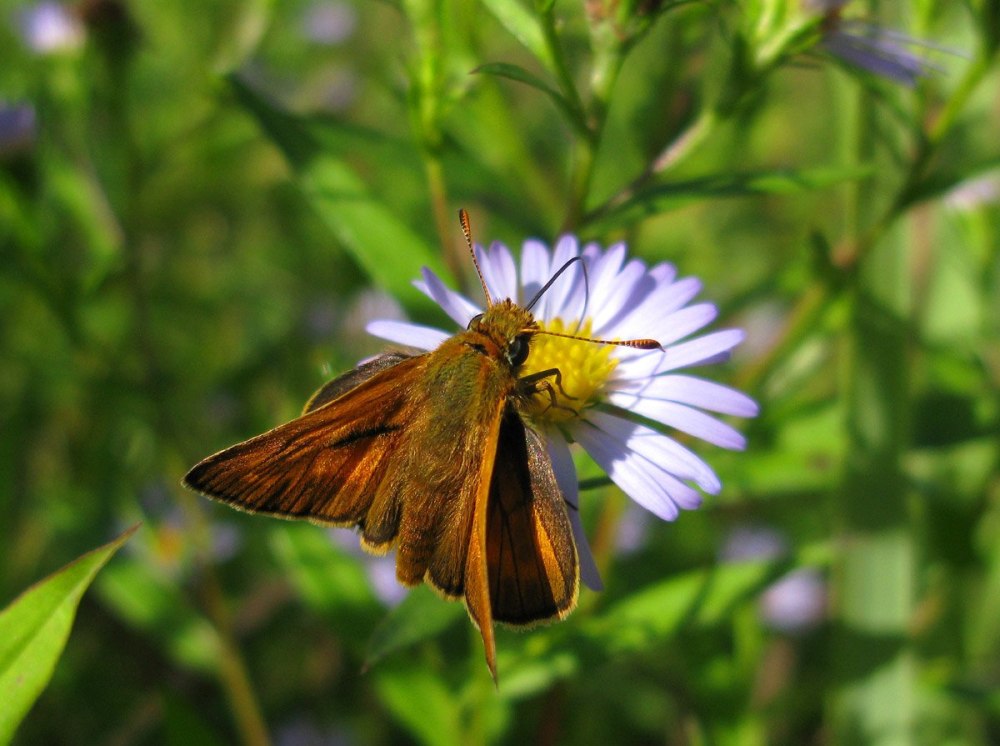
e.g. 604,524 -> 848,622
1,0 -> 999,743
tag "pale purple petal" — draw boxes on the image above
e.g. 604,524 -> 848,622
619,329 -> 746,378
520,239 -> 551,307
414,267 -> 480,326
647,303 -> 718,346
609,374 -> 760,417
591,259 -> 647,334
581,242 -> 626,320
585,409 -> 720,494
365,320 -> 448,350
573,421 -> 682,521
477,242 -> 518,301
607,272 -> 701,340
591,261 -> 664,336
537,235 -> 582,322
574,410 -> 713,513
824,31 -> 928,87
606,395 -> 748,450
545,432 -> 603,591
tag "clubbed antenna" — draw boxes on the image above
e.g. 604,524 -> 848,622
528,328 -> 663,351
459,208 -> 493,307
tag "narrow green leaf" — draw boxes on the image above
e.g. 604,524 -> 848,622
0,524 -> 139,742
585,166 -> 872,231
480,0 -> 554,72
364,585 -> 465,669
228,76 -> 444,311
375,664 -> 463,746
474,62 -> 587,135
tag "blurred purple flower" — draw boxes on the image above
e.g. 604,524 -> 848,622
300,1 -> 357,46
0,103 -> 37,157
329,530 -> 407,607
806,1 -> 952,87
615,502 -> 652,555
721,524 -> 826,633
721,524 -> 786,562
760,568 -> 826,633
18,1 -> 85,54
944,171 -> 1000,211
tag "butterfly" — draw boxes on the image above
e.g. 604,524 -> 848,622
183,210 -> 660,679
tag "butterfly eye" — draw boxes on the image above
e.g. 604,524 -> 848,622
467,313 -> 484,330
507,334 -> 531,367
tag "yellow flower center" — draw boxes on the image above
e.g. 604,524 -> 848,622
521,318 -> 618,424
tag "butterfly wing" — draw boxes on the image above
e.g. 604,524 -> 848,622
302,352 -> 412,414
183,353 -> 424,530
349,339 -> 509,678
487,410 -> 579,626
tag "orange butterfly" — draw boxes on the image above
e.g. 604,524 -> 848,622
184,211 -> 659,678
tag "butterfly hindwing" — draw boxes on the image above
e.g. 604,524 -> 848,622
183,354 -> 424,530
303,352 -> 412,413
487,410 -> 579,626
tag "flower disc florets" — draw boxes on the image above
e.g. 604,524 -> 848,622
522,319 -> 617,424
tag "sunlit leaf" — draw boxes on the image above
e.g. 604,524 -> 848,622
480,0 -> 554,73
365,585 -> 465,669
0,525 -> 138,743
375,664 -> 463,746
582,558 -> 791,653
269,524 -> 384,648
228,76 -> 444,312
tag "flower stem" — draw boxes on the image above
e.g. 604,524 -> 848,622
200,566 -> 273,746
830,34 -> 915,742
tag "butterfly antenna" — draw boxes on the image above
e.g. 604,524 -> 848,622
459,208 -> 493,307
531,328 -> 662,350
525,256 -> 585,312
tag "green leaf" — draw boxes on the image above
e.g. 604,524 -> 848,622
0,524 -> 139,743
474,62 -> 587,135
95,557 -> 222,674
374,664 -> 463,746
228,76 -> 445,311
582,557 -> 791,654
585,166 -> 872,231
269,524 -> 384,646
480,0 -> 554,73
364,585 -> 465,669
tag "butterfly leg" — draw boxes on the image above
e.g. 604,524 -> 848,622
520,368 -> 578,416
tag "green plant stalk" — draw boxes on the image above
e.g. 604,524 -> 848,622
562,13 -> 625,228
831,54 -> 914,745
201,570 -> 273,746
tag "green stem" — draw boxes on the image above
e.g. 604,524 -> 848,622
539,7 -> 588,133
560,13 -> 626,229
198,559 -> 273,746
424,152 -> 463,285
831,35 -> 914,743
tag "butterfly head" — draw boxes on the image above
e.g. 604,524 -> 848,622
467,299 -> 538,369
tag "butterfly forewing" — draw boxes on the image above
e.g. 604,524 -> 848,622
487,411 -> 579,626
183,354 -> 425,529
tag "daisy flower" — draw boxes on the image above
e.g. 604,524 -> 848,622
367,235 -> 758,589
